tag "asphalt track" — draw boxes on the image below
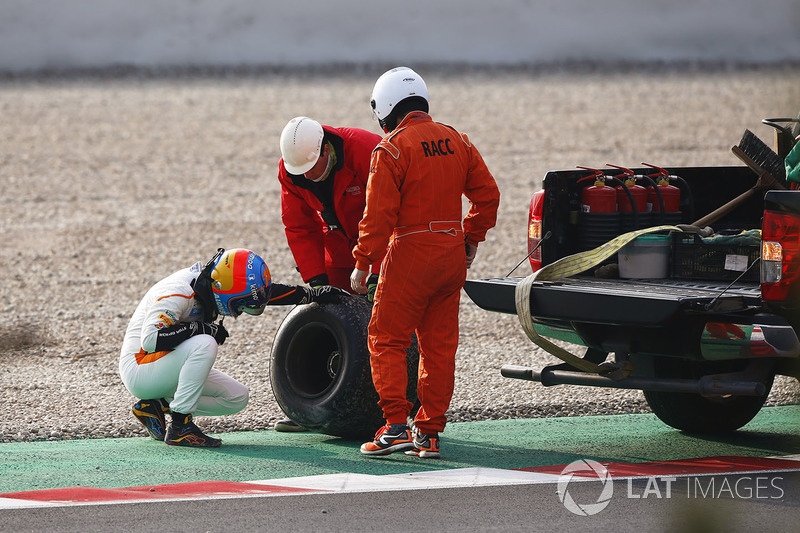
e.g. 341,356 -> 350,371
2,406 -> 800,530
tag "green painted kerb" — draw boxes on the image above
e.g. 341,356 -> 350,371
1,406 -> 798,494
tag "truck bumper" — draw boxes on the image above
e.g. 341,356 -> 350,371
700,321 -> 800,360
464,277 -> 799,361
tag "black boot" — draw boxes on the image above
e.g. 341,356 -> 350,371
132,398 -> 169,440
164,412 -> 221,447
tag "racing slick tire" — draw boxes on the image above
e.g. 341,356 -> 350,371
269,295 -> 420,440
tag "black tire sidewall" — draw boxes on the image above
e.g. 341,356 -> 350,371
270,296 -> 419,439
643,358 -> 774,433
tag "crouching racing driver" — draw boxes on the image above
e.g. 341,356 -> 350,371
119,248 -> 347,447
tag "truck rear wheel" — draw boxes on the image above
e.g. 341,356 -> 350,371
643,359 -> 773,433
269,296 -> 419,440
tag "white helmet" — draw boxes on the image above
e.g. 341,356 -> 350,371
280,117 -> 324,175
370,67 -> 428,131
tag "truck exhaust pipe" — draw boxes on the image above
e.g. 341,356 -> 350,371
500,364 -> 766,397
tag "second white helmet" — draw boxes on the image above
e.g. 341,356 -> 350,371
280,117 -> 324,175
370,67 -> 428,129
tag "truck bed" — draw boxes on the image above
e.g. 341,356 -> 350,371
461,167 -> 800,362
464,276 -> 762,325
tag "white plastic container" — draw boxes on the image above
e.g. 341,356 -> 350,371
618,234 -> 671,279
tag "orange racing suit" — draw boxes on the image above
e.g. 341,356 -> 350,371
352,111 -> 500,434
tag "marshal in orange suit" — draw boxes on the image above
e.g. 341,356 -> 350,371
351,67 -> 500,459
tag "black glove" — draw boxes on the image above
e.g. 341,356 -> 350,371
191,321 -> 229,346
366,273 -> 379,303
154,319 -> 228,351
307,273 -> 330,288
300,285 -> 349,304
465,242 -> 478,269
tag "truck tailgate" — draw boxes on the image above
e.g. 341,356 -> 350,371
464,277 -> 762,325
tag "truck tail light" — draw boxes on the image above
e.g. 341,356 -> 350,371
761,209 -> 800,301
528,190 -> 545,272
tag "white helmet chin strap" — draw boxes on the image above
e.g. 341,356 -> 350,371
308,152 -> 333,183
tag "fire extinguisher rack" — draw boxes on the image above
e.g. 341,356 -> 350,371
574,163 -> 696,254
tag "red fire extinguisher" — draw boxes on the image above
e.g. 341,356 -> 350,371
576,166 -> 622,252
577,166 -> 616,213
607,164 -> 647,214
642,163 -> 681,213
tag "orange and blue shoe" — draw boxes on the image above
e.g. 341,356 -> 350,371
132,398 -> 170,441
360,423 -> 415,456
404,429 -> 440,459
164,412 -> 221,448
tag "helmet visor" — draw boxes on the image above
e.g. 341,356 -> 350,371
231,284 -> 271,317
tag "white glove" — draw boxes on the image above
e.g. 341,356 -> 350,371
350,268 -> 369,294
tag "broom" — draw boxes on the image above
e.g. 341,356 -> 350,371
734,128 -> 786,182
692,129 -> 785,227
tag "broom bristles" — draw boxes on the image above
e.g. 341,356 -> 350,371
738,129 -> 785,182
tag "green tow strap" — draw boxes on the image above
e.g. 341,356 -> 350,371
514,225 -> 680,373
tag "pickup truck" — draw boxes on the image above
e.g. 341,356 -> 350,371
463,117 -> 800,433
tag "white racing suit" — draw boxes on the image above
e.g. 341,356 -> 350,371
119,262 -> 248,416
